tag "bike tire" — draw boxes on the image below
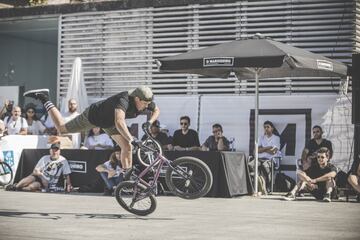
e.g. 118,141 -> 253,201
137,138 -> 162,167
0,162 -> 13,186
165,157 -> 213,199
114,181 -> 157,216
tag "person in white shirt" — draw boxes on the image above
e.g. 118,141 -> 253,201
4,106 -> 28,135
62,98 -> 80,123
25,105 -> 45,135
249,120 -> 282,193
95,147 -> 122,195
84,127 -> 114,150
6,142 -> 72,192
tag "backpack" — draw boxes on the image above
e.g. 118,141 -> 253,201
274,172 -> 296,192
4,116 -> 25,128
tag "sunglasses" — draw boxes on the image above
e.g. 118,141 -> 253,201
180,122 -> 188,126
317,155 -> 326,159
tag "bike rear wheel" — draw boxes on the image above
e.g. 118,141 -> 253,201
0,162 -> 13,186
165,157 -> 213,199
114,181 -> 157,216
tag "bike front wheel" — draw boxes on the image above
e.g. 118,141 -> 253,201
0,161 -> 13,186
165,157 -> 213,199
114,181 -> 157,216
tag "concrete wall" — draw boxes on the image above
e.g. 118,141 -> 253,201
0,35 -> 57,106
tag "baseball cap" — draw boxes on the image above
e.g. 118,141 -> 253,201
129,86 -> 153,102
50,142 -> 60,150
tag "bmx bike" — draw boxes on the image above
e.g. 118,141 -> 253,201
114,125 -> 213,216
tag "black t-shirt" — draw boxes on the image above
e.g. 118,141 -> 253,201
203,135 -> 230,151
141,132 -> 170,146
88,91 -> 156,128
306,162 -> 337,179
305,138 -> 333,158
172,129 -> 200,148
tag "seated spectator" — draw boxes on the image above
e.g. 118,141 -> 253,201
284,147 -> 337,202
95,147 -> 122,196
25,105 -> 45,135
84,127 -> 114,150
5,142 -> 72,192
141,120 -> 172,150
40,111 -> 57,135
301,125 -> 333,170
0,99 -> 13,120
62,98 -> 80,123
201,123 -> 230,151
249,120 -> 281,192
4,106 -> 28,135
172,116 -> 200,151
348,161 -> 360,196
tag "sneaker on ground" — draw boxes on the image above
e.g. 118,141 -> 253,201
323,193 -> 331,202
283,192 -> 296,201
23,89 -> 49,102
5,184 -> 17,191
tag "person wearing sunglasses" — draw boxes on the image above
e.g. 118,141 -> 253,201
25,105 -> 45,135
284,147 -> 337,202
201,123 -> 230,151
172,116 -> 200,151
300,125 -> 333,171
24,86 -> 160,181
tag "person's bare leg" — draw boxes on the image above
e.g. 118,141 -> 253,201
111,134 -> 132,169
325,178 -> 335,194
348,175 -> 360,193
22,182 -> 42,192
15,175 -> 36,189
47,108 -> 68,134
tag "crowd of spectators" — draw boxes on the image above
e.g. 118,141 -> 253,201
1,98 -> 359,202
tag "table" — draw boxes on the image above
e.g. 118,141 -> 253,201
15,149 -> 252,197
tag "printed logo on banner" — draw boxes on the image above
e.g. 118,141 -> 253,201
2,151 -> 15,167
203,57 -> 234,67
316,60 -> 333,71
68,160 -> 87,173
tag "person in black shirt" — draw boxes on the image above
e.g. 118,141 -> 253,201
284,147 -> 337,202
172,116 -> 200,151
201,123 -> 230,151
24,86 -> 160,179
141,120 -> 172,150
300,125 -> 333,170
348,160 -> 360,195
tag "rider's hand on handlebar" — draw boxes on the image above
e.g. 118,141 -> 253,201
142,121 -> 151,131
131,139 -> 142,148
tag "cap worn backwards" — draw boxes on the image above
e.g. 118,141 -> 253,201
50,142 -> 60,149
129,86 -> 153,102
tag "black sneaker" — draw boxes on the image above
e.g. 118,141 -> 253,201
123,167 -> 134,181
283,192 -> 296,201
323,193 -> 331,202
5,184 -> 17,191
23,89 -> 49,102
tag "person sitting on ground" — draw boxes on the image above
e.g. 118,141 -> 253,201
95,146 -> 123,196
172,116 -> 200,151
6,142 -> 72,192
4,105 -> 28,135
248,120 -> 281,193
201,123 -> 230,151
23,86 -> 160,181
284,147 -> 337,202
141,120 -> 172,150
84,127 -> 114,150
300,125 -> 333,171
25,105 -> 45,135
347,160 -> 360,200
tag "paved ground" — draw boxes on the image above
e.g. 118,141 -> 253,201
0,189 -> 359,240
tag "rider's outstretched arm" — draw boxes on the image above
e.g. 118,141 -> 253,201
148,106 -> 160,124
